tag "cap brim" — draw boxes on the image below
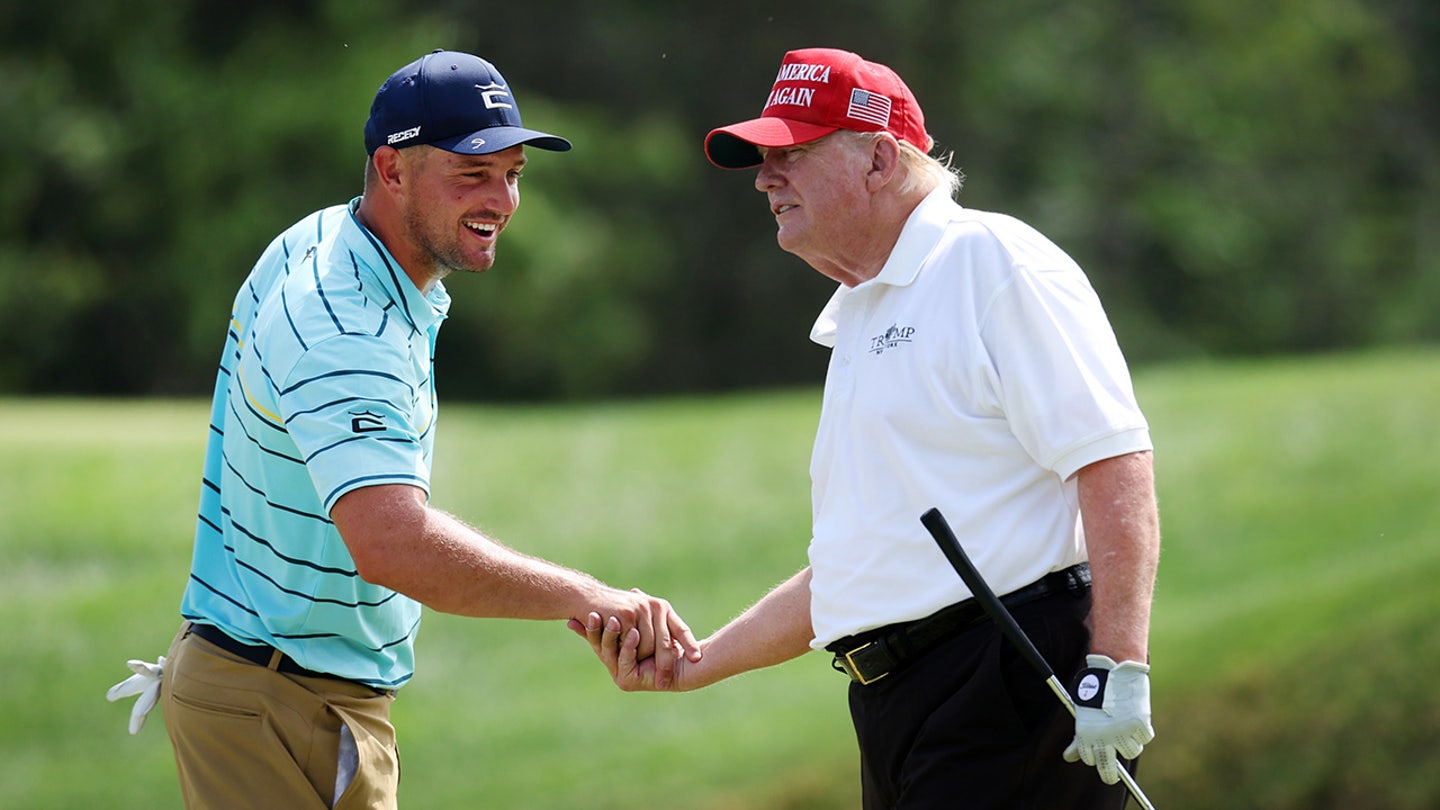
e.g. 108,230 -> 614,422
433,126 -> 573,155
704,118 -> 840,169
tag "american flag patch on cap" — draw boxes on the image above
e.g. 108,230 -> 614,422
846,89 -> 893,127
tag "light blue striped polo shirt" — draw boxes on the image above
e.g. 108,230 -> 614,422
179,198 -> 450,690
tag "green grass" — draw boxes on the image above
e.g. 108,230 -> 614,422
1,348 -> 1437,809
1137,350 -> 1440,809
1142,350 -> 1440,694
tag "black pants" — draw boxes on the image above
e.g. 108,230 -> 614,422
847,590 -> 1133,809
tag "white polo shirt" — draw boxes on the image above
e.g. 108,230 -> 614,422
806,188 -> 1152,650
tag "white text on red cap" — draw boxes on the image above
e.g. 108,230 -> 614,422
765,63 -> 833,110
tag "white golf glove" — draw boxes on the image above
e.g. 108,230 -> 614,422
106,656 -> 166,735
1063,654 -> 1153,784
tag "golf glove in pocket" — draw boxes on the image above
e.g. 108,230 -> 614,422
106,656 -> 166,735
1063,654 -> 1153,784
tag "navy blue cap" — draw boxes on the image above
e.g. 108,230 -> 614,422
364,50 -> 572,156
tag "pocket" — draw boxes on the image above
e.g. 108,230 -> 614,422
999,605 -> 1087,729
329,699 -> 400,810
168,689 -> 264,721
333,723 -> 358,805
165,650 -> 266,722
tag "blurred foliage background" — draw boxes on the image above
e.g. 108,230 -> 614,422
2,0 -> 1435,400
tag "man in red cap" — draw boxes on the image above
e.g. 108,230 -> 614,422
576,48 -> 1159,808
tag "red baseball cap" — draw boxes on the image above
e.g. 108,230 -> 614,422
705,48 -> 933,169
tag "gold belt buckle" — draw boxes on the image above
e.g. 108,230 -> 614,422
841,642 -> 889,686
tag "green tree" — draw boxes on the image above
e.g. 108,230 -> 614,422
2,0 -> 1434,398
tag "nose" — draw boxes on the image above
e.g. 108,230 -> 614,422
491,177 -> 520,215
754,153 -> 784,192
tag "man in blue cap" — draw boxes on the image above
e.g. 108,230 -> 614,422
114,50 -> 701,809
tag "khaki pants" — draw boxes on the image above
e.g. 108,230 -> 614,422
160,623 -> 400,810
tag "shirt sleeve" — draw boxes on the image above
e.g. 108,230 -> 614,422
277,332 -> 432,512
982,262 -> 1152,480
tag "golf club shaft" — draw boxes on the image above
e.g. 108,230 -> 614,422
919,508 -> 1157,810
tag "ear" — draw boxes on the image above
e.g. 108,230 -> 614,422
370,146 -> 407,195
865,134 -> 903,192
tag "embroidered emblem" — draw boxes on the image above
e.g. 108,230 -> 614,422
868,324 -> 915,355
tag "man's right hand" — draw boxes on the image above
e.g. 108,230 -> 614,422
577,589 -> 701,690
569,566 -> 815,695
569,611 -> 705,693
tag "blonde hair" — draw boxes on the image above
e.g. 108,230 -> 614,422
834,130 -> 963,199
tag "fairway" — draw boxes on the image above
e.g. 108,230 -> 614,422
1,348 -> 1436,809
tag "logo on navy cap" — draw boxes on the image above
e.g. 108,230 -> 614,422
479,82 -> 512,110
387,126 -> 422,145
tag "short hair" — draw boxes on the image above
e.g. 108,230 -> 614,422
363,155 -> 379,193
362,144 -> 436,195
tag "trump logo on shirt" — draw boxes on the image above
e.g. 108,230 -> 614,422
869,324 -> 915,355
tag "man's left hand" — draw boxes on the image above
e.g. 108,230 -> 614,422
1063,654 -> 1154,784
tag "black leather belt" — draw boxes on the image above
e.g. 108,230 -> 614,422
826,563 -> 1091,686
189,623 -> 338,682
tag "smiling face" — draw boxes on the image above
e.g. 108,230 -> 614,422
397,144 -> 526,283
754,133 -> 882,286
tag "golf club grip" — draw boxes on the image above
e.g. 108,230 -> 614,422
919,508 -> 1057,681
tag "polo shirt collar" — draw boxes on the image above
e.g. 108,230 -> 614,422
342,197 -> 451,334
868,186 -> 959,289
810,187 -> 958,347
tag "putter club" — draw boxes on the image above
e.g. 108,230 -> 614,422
919,507 -> 1157,810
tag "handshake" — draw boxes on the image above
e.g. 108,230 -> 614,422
565,594 -> 707,693
566,570 -> 816,695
